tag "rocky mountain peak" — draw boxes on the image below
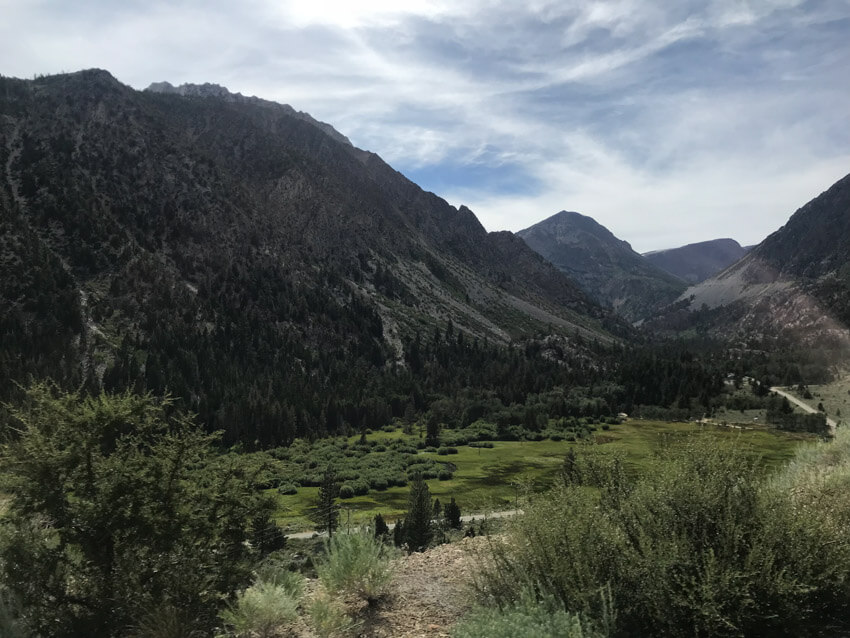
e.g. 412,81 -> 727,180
144,80 -> 352,146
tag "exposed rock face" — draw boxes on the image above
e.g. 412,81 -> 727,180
653,173 -> 850,348
518,211 -> 686,323
643,238 -> 749,284
145,80 -> 353,146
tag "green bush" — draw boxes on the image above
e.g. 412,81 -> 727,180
0,385 -> 271,637
477,435 -> 850,637
0,587 -> 27,638
339,484 -> 355,499
219,578 -> 302,638
315,531 -> 397,603
453,595 -> 608,638
277,483 -> 298,495
308,595 -> 360,638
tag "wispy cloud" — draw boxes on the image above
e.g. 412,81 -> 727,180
2,0 -> 849,251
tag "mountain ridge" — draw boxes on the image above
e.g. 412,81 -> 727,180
0,69 -> 626,443
643,238 -> 749,284
518,210 -> 686,322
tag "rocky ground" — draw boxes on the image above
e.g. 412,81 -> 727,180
288,536 -> 488,638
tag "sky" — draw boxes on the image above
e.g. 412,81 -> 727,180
2,0 -> 849,252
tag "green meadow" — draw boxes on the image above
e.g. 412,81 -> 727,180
274,420 -> 813,532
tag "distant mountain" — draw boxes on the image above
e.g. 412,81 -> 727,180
518,211 -> 686,322
660,173 -> 850,348
643,238 -> 749,284
0,69 -> 626,444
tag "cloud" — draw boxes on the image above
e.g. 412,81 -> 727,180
2,0 -> 849,251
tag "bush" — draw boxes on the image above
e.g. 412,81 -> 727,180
339,484 -> 355,499
315,532 -> 396,603
476,435 -> 850,637
437,446 -> 458,455
309,595 -> 360,638
219,578 -> 302,638
453,593 -> 608,638
0,385 -> 272,637
277,483 -> 298,495
438,470 -> 452,480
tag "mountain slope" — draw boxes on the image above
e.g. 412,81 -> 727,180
0,69 -> 625,443
643,238 -> 749,284
666,173 -> 850,347
518,211 -> 686,322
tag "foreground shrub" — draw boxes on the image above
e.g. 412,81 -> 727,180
0,384 -> 273,637
476,435 -> 850,637
315,531 -> 396,603
308,595 -> 360,638
219,577 -> 302,638
453,593 -> 609,638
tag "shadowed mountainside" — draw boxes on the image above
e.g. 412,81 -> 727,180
0,69 -> 627,443
518,211 -> 686,322
643,238 -> 749,284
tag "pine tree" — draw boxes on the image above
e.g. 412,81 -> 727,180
310,466 -> 340,537
432,498 -> 442,518
374,513 -> 389,538
444,497 -> 462,530
405,474 -> 433,552
393,518 -> 406,548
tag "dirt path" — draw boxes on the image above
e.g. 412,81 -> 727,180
771,386 -> 837,434
356,536 -> 487,637
287,509 -> 522,540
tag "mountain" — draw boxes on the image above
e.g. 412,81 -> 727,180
517,211 -> 687,322
643,238 -> 749,284
662,173 -> 850,349
0,69 -> 625,444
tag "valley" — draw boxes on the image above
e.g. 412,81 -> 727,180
1,68 -> 849,638
272,417 -> 811,533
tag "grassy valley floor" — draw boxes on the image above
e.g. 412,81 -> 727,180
274,419 -> 813,533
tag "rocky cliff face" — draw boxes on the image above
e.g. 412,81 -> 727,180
654,173 -> 850,348
518,211 -> 686,322
145,80 -> 353,146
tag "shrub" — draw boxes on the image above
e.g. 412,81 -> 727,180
277,483 -> 298,495
219,579 -> 302,638
370,477 -> 388,491
476,435 -> 850,637
453,594 -> 608,638
0,385 -> 271,637
437,446 -> 458,455
128,603 -> 206,638
0,588 -> 27,638
339,484 -> 355,499
315,532 -> 396,603
351,480 -> 370,496
309,595 -> 360,638
438,470 -> 452,480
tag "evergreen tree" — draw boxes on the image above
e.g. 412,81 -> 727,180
374,513 -> 389,538
405,474 -> 433,552
562,448 -> 580,485
444,497 -> 462,530
0,384 -> 271,637
425,413 -> 440,447
310,466 -> 340,538
393,518 -> 406,548
432,498 -> 442,518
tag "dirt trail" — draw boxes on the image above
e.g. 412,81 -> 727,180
287,509 -> 522,540
771,387 -> 837,434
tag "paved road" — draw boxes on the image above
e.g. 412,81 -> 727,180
770,386 -> 837,434
285,508 -> 523,540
